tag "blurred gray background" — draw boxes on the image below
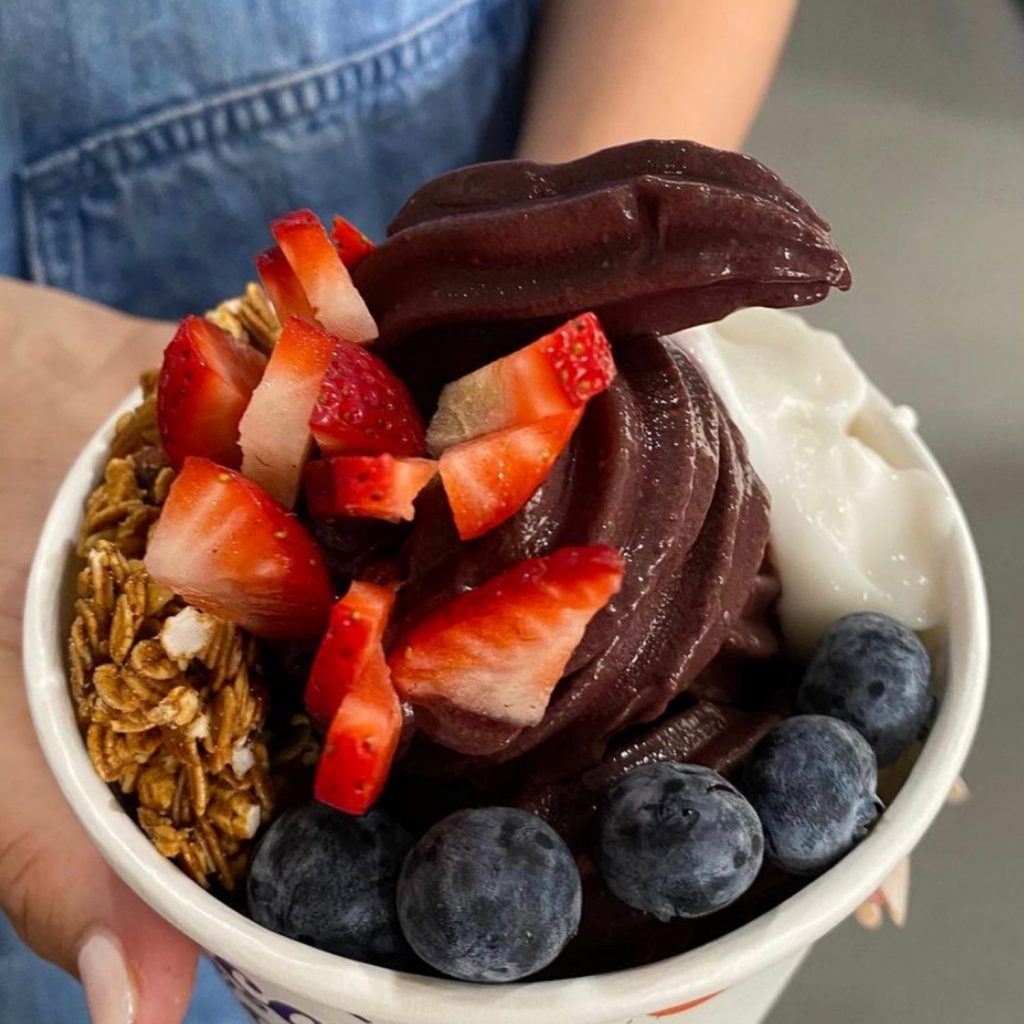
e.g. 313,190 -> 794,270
749,1 -> 1023,1021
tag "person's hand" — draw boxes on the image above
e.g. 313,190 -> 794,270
0,277 -> 196,1024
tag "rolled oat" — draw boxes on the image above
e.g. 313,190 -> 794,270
67,290 -> 290,889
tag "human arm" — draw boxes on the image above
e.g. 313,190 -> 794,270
0,278 -> 196,1024
517,0 -> 798,162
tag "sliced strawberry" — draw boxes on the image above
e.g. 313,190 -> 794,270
239,317 -> 336,507
304,454 -> 438,522
426,312 -> 616,455
271,209 -> 378,344
305,581 -> 396,725
389,546 -> 625,728
310,339 -> 426,457
156,316 -> 266,470
331,214 -> 375,269
314,647 -> 402,814
440,409 -> 582,541
145,458 -> 334,638
310,580 -> 401,813
254,245 -> 316,325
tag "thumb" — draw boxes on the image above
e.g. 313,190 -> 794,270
0,685 -> 199,1024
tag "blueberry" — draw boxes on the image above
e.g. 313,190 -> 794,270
248,802 -> 412,967
396,807 -> 581,982
799,612 -> 936,765
596,763 -> 764,921
742,715 -> 882,875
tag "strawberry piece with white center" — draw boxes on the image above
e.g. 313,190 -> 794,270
426,312 -> 616,455
310,338 -> 426,457
145,458 -> 334,638
271,209 -> 378,344
304,581 -> 396,725
239,317 -> 336,507
156,316 -> 266,470
314,647 -> 402,815
331,214 -> 375,269
304,455 -> 438,523
389,545 -> 625,728
439,409 -> 582,540
254,245 -> 316,325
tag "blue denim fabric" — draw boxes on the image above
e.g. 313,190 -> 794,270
1,1 -> 539,1020
1,0 -> 541,318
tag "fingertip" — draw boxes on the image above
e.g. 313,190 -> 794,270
78,929 -> 137,1024
114,891 -> 199,1024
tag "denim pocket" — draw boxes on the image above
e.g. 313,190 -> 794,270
17,0 -> 536,319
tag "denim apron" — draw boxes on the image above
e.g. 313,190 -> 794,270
1,0 -> 541,319
0,2 -> 540,1020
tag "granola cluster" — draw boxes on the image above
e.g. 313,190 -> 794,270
78,450 -> 173,557
67,286 -> 292,890
205,282 -> 281,354
69,540 -> 272,889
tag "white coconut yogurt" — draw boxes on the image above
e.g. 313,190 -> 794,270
672,308 -> 953,654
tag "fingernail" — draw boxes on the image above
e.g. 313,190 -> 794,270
78,930 -> 137,1024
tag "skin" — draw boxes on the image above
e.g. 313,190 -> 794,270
0,3 -> 796,1016
0,278 -> 193,1023
518,0 -> 799,161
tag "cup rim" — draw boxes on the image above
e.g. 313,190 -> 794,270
24,387 -> 988,1024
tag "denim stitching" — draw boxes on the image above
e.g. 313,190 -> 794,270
19,0 -> 526,288
21,0 -> 483,188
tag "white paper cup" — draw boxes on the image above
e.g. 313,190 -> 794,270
24,387 -> 987,1024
